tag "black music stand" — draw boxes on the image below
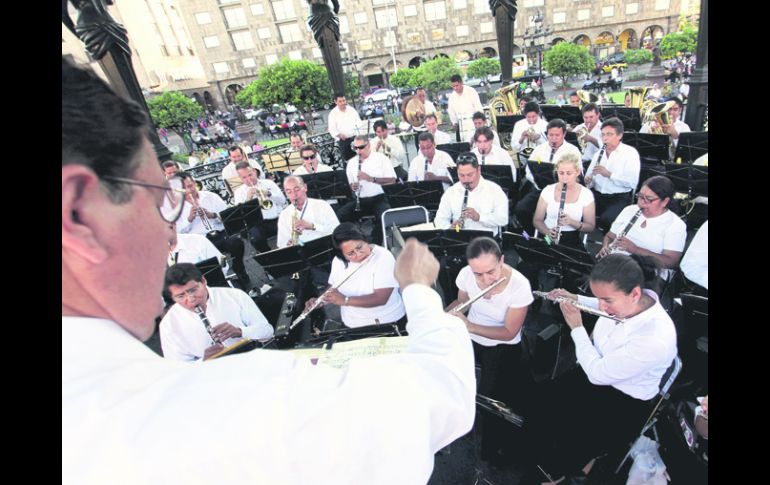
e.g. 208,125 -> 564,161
564,131 -> 581,150
300,170 -> 354,205
664,164 -> 708,198
195,256 -> 229,288
673,131 -> 708,164
622,133 -> 670,163
382,180 -> 444,213
436,142 -> 471,163
525,160 -> 555,190
219,198 -> 264,237
502,231 -> 595,287
494,115 -> 525,136
445,165 -> 518,201
600,107 -> 642,132
540,105 -> 582,125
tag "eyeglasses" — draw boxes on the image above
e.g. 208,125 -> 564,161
102,175 -> 186,223
301,155 -> 316,160
352,144 -> 368,150
636,193 -> 660,203
170,282 -> 202,302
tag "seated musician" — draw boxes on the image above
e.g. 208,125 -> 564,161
292,144 -> 332,175
447,237 -> 533,465
470,127 -> 516,181
425,113 -> 453,145
532,152 -> 595,251
466,111 -> 501,149
511,101 -> 548,157
336,134 -> 396,245
289,132 -> 304,151
598,176 -> 686,296
640,96 -> 690,160
221,145 -> 261,194
373,119 -> 408,181
679,220 -> 708,295
162,160 -> 181,179
434,152 -> 509,236
584,117 -> 640,232
234,162 -> 286,253
523,254 -> 677,484
276,175 -> 339,247
568,91 -> 580,108
303,223 -> 406,330
176,172 -> 251,287
573,102 -> 603,166
407,132 -> 455,190
167,223 -> 229,275
160,263 -> 274,362
515,118 -> 582,234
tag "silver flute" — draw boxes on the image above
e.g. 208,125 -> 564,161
449,277 -> 508,314
532,291 -> 625,323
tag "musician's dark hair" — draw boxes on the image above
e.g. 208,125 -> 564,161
333,93 -> 345,101
332,223 -> 369,267
642,175 -> 675,202
590,253 -> 655,295
546,118 -> 567,134
456,152 -> 479,168
62,56 -> 150,204
425,113 -> 439,123
581,102 -> 600,115
162,160 -> 180,170
523,101 -> 540,115
228,145 -> 246,158
234,161 -> 253,171
290,133 -> 303,141
601,117 -> 624,135
569,91 -> 579,99
473,126 -> 495,142
670,97 -> 684,110
417,131 -> 435,144
466,237 -> 502,262
373,120 -> 388,131
450,74 -> 463,83
415,86 -> 426,93
177,171 -> 193,183
163,263 -> 204,299
299,143 -> 317,155
472,111 -> 486,121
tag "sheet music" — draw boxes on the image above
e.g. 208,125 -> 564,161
289,336 -> 408,369
401,222 -> 436,231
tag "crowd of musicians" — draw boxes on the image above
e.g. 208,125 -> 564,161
155,77 -> 707,483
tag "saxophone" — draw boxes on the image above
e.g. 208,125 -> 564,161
454,183 -> 471,232
290,204 -> 300,246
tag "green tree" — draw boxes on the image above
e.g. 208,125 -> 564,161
235,58 -> 332,111
466,57 -> 501,80
623,48 -> 654,76
389,68 -> 416,88
412,57 -> 462,96
659,26 -> 697,57
344,71 -> 361,105
147,91 -> 204,152
543,43 -> 594,94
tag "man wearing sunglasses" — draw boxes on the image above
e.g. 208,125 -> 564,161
292,144 -> 332,175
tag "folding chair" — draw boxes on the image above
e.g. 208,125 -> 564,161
615,356 -> 683,474
381,205 -> 430,250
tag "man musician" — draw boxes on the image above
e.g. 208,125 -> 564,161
221,145 -> 262,195
234,162 -> 286,253
640,96 -> 690,160
276,175 -> 339,247
372,119 -> 408,181
292,144 -> 333,175
327,93 -> 362,163
408,132 -> 455,191
425,113 -> 453,145
167,224 -> 229,275
510,101 -> 548,158
467,112 -> 501,149
448,74 -> 483,142
470,127 -> 516,182
573,102 -> 603,166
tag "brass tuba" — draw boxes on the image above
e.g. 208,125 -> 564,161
576,89 -> 598,109
488,83 -> 520,150
626,87 -> 648,109
643,100 -> 676,134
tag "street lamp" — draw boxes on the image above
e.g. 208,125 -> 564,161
523,11 -> 553,83
339,43 -> 362,108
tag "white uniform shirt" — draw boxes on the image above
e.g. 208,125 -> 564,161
572,290 -> 677,400
610,205 -> 687,280
511,117 -> 549,153
170,233 -> 227,271
276,198 -> 340,247
680,220 -> 708,289
374,135 -> 407,170
640,119 -> 691,157
328,245 -> 406,327
177,191 -> 227,234
539,183 -> 595,232
574,120 -> 603,162
292,163 -> 334,175
432,130 -> 454,146
408,149 -> 455,190
526,142 -> 582,188
221,159 -> 262,192
455,266 -> 533,346
467,128 -> 502,148
327,106 -> 362,140
471,145 -> 517,182
585,142 -> 640,194
345,152 -> 397,198
233,178 -> 287,219
62,283 -> 475,485
447,86 -> 483,125
159,286 -> 274,361
434,178 -> 509,235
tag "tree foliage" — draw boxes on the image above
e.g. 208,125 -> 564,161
624,48 -> 653,65
467,57 -> 501,79
147,91 -> 204,130
236,58 -> 336,110
410,57 -> 462,95
543,43 -> 595,84
389,68 -> 416,88
659,26 -> 698,57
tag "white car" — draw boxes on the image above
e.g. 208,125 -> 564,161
365,88 -> 398,103
464,77 -> 487,88
487,73 -> 502,83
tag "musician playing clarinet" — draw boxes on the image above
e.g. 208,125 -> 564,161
446,237 -> 533,466
160,263 -> 273,361
522,254 -> 677,484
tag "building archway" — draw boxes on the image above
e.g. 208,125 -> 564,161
455,50 -> 473,62
511,43 -> 523,55
408,56 -> 426,68
618,29 -> 637,51
573,34 -> 591,49
224,84 -> 242,106
551,37 -> 567,46
203,91 -> 217,113
479,47 -> 497,58
641,25 -> 665,50
363,63 -> 384,90
595,31 -> 615,59
192,92 -> 204,108
432,53 -> 449,60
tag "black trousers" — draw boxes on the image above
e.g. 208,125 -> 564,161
248,218 -> 278,253
338,139 -> 355,165
208,233 -> 248,284
336,194 -> 391,245
514,186 -> 542,235
593,191 -> 633,233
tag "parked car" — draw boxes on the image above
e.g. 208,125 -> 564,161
398,87 -> 416,97
464,77 -> 486,88
487,73 -> 502,83
604,52 -> 626,64
601,62 -> 628,74
365,88 -> 398,103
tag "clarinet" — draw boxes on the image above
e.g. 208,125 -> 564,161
587,144 -> 606,189
455,183 -> 471,232
603,208 -> 643,258
553,183 -> 568,245
549,146 -> 556,163
354,159 -> 362,212
194,305 -> 221,344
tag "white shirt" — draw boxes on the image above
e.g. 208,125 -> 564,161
328,245 -> 406,327
408,149 -> 456,190
455,266 -> 533,346
526,142 -> 582,189
327,106 -> 362,140
432,130 -> 454,146
447,86 -> 483,125
511,117 -> 549,153
423,100 -> 437,116
292,162 -> 333,175
170,233 -> 227,272
276,198 -> 340,247
159,286 -> 274,362
572,290 -> 677,400
345,152 -> 397,198
585,142 -> 640,194
62,283 -> 475,485
539,183 -> 594,232
373,135 -> 407,170
471,145 -> 517,182
573,120 -> 603,162
177,191 -> 227,234
610,205 -> 687,280
467,129 -> 502,148
233,178 -> 286,220
640,118 -> 691,158
680,220 -> 708,289
221,159 -> 262,192
435,178 -> 509,235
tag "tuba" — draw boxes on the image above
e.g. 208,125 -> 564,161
576,89 -> 598,109
488,83 -> 519,150
643,100 -> 676,134
626,87 -> 648,109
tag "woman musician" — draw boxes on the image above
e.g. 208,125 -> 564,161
532,152 -> 596,251
446,237 -> 533,465
303,223 -> 406,330
522,254 -> 677,483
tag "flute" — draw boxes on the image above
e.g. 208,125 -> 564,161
532,291 -> 624,323
449,277 -> 508,314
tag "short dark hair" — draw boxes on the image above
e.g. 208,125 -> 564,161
228,146 -> 246,158
299,143 -> 317,155
373,120 -> 388,131
62,57 -> 150,204
331,222 -> 368,267
162,160 -> 180,170
643,175 -> 675,201
569,91 -> 579,98
235,161 -> 253,171
425,114 -> 439,123
601,117 -> 625,135
581,102 -> 600,115
546,118 -> 567,134
177,171 -> 193,184
450,74 -> 463,83
670,97 -> 684,110
290,133 -> 303,140
417,131 -> 435,144
415,87 -> 426,93
164,263 -> 204,299
473,126 -> 495,142
589,254 -> 644,294
523,101 -> 540,115
466,236 -> 502,261
472,111 -> 486,122
456,152 -> 479,168
333,93 -> 345,102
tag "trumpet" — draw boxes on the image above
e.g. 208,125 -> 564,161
454,183 -> 471,231
375,137 -> 392,159
189,194 -> 214,232
521,125 -> 538,157
573,125 -> 589,152
532,291 -> 624,323
448,277 -> 508,314
248,184 -> 273,210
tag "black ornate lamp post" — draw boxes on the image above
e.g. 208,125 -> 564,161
523,11 -> 552,84
63,0 -> 173,161
340,47 -> 361,109
684,0 -> 708,131
490,0 -> 518,85
307,0 -> 346,97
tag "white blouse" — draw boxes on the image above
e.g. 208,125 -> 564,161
540,183 -> 594,232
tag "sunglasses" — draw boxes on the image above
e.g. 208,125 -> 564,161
301,155 -> 316,160
352,144 -> 368,150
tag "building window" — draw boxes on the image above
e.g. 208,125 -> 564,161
223,7 -> 247,28
473,0 -> 487,15
456,25 -> 469,37
626,3 -> 639,14
279,23 -> 303,43
289,50 -> 303,60
403,5 -> 417,17
242,57 -> 257,68
339,15 -> 350,33
250,3 -> 265,16
424,1 -> 446,21
553,12 -> 566,24
374,7 -> 397,28
372,0 -> 392,4
577,9 -> 590,21
203,35 -> 220,48
601,6 -> 614,17
453,0 -> 466,9
354,12 -> 368,24
258,27 -> 271,39
265,54 -> 278,65
213,62 -> 230,74
231,30 -> 255,50
480,21 -> 493,34
195,12 -> 212,24
271,0 -> 296,21
359,39 -> 373,51
655,0 -> 670,10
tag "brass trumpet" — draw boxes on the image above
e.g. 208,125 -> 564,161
248,184 -> 274,210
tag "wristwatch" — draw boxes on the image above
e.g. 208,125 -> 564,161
344,296 -> 350,306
